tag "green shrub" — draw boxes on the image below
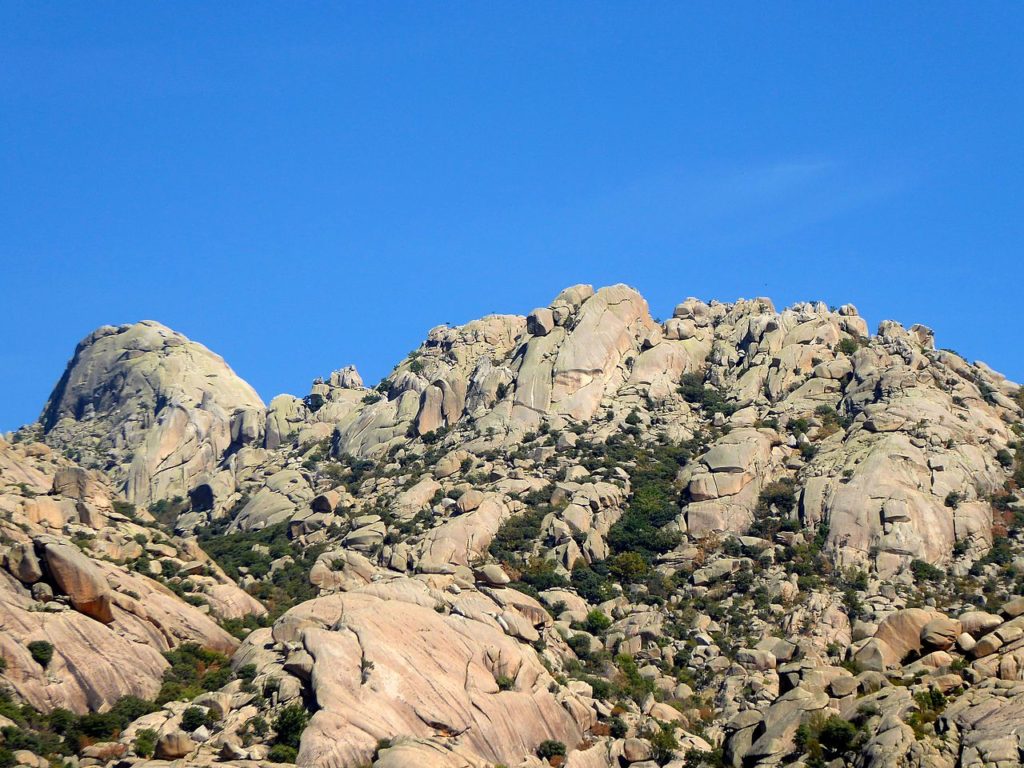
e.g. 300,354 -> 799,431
748,478 -> 801,540
272,703 -> 309,749
236,663 -> 258,682
567,634 -> 592,660
614,653 -> 656,702
0,726 -> 63,761
62,695 -> 158,750
267,743 -> 298,763
515,558 -> 569,593
27,641 -> 53,668
606,443 -> 685,559
571,563 -> 617,604
683,748 -> 727,767
134,728 -> 158,757
649,721 -> 680,765
489,505 -> 548,565
818,716 -> 857,754
678,373 -> 735,416
911,559 -> 944,583
157,643 -> 232,704
181,706 -> 209,732
795,713 -> 859,762
536,739 -> 566,759
608,716 -> 627,739
609,551 -> 650,583
836,337 -> 861,356
582,609 -> 612,635
757,478 -> 797,515
587,676 -> 612,700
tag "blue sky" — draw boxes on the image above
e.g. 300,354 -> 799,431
1,3 -> 1022,430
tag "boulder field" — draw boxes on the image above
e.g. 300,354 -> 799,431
0,283 -> 1022,768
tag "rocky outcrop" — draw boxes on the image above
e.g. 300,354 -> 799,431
0,438 -> 253,714
7,283 -> 1024,768
256,577 -> 593,768
39,539 -> 114,623
41,321 -> 265,508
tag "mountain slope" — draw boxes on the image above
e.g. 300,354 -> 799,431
41,320 -> 265,508
3,283 -> 1023,768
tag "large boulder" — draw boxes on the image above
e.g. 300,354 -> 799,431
40,540 -> 114,623
874,608 -> 944,662
260,581 -> 593,768
40,321 -> 265,509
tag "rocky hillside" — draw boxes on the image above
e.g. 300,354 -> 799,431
2,283 -> 1023,768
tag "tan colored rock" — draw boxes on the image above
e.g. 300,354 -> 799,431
41,321 -> 265,510
5,542 -> 42,584
393,477 -> 441,519
527,307 -> 556,337
622,737 -> 652,762
456,489 -> 485,514
874,608 -> 943,662
155,730 -> 194,759
41,540 -> 114,623
265,584 -> 592,768
959,610 -> 1004,638
920,617 -> 962,650
854,637 -> 900,672
417,497 -> 511,571
1002,596 -> 1024,618
0,539 -> 237,714
475,563 -> 510,586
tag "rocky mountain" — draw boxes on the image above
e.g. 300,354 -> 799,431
2,283 -> 1023,768
41,321 -> 265,509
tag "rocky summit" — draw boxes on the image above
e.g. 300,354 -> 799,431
2,283 -> 1024,768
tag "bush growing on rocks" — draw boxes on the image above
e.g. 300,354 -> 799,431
683,747 -> 726,767
490,505 -> 548,567
795,713 -> 859,765
678,372 -> 736,416
582,609 -> 611,634
133,728 -> 158,757
911,558 -> 945,583
614,653 -> 656,702
76,696 -> 157,744
181,706 -> 211,732
609,551 -> 650,582
272,702 -> 309,750
571,562 -> 617,604
606,442 -> 686,560
157,643 -> 232,704
649,721 -> 680,765
27,641 -> 53,668
757,478 -> 797,515
536,739 -> 566,759
748,478 -> 801,540
267,743 -> 297,763
835,336 -> 862,355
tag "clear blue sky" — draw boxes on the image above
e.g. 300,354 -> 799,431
2,4 -> 1022,431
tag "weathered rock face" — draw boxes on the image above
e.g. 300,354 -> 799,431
258,578 -> 593,768
0,542 -> 240,713
8,284 -> 1024,768
41,321 -> 265,508
326,284 -> 661,455
0,438 -> 254,714
39,539 -> 114,623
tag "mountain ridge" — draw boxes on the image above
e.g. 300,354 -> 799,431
1,282 -> 1023,768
